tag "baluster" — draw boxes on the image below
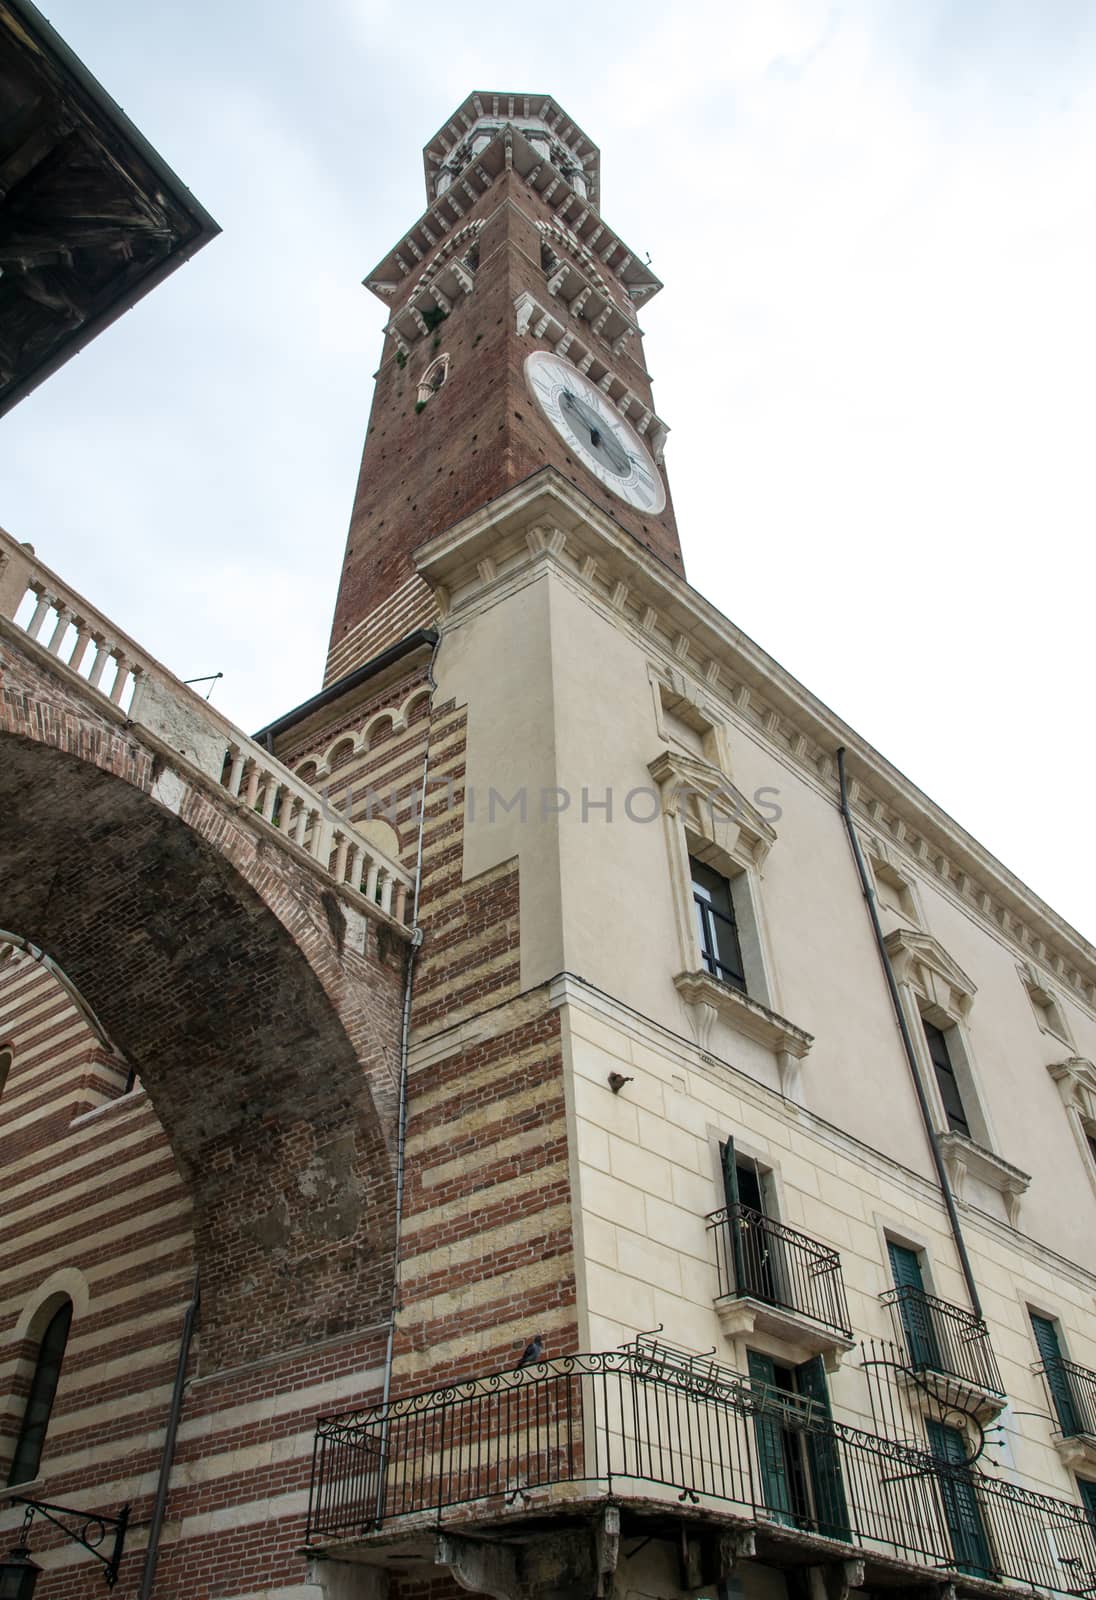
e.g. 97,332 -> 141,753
260,775 -> 279,823
243,760 -> 260,808
68,621 -> 93,674
344,844 -> 360,892
379,871 -> 394,915
109,654 -> 130,704
365,858 -> 381,902
25,588 -> 52,639
227,747 -> 247,796
333,833 -> 350,883
393,882 -> 408,923
278,790 -> 296,834
311,814 -> 332,866
46,606 -> 71,655
87,637 -> 111,689
292,800 -> 309,846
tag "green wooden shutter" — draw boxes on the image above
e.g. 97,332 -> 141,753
747,1350 -> 795,1526
795,1355 -> 852,1542
927,1420 -> 993,1578
887,1240 -> 924,1289
720,1138 -> 739,1210
1031,1313 -> 1080,1437
720,1139 -> 747,1295
887,1242 -> 939,1371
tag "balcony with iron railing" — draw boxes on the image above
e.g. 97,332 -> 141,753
881,1286 -> 1006,1419
306,1343 -> 1096,1596
1035,1355 -> 1096,1472
707,1204 -> 854,1364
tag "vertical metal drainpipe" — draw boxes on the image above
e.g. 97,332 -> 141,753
137,1271 -> 199,1599
374,640 -> 438,1518
835,746 -> 983,1320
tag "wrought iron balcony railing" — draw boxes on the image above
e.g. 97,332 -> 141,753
1036,1355 -> 1096,1440
881,1285 -> 1004,1400
307,1347 -> 1096,1594
707,1204 -> 852,1340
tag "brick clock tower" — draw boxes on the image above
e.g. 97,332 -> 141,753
325,90 -> 682,685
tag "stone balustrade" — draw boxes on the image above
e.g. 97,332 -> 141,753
0,527 -> 415,925
220,743 -> 412,922
0,530 -> 148,711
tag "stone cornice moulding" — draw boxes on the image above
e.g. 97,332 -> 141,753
936,1130 -> 1031,1227
883,926 -> 977,1016
413,470 -> 1096,1016
547,970 -> 1096,1300
673,969 -> 813,1059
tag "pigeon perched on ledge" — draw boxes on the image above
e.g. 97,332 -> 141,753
516,1333 -> 544,1368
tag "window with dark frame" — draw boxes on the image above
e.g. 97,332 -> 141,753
1080,1477 -> 1096,1533
7,1298 -> 73,1485
747,1348 -> 850,1541
691,856 -> 746,993
923,1019 -> 971,1138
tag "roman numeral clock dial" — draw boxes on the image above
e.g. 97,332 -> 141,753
525,351 -> 666,514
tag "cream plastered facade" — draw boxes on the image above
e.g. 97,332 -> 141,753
415,471 -> 1096,1514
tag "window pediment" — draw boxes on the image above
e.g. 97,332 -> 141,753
1020,961 -> 1073,1046
648,748 -> 776,867
883,927 -> 976,1018
1049,1057 -> 1096,1119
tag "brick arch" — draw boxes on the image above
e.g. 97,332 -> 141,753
0,719 -> 407,1372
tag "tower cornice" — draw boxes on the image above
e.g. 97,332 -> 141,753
423,91 -> 600,208
365,124 -> 661,307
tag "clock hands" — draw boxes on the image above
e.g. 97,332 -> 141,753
526,353 -> 667,513
560,388 -> 631,477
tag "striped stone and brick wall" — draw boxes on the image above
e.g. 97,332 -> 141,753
0,639 -> 576,1596
281,668 -> 579,1392
0,940 -> 400,1599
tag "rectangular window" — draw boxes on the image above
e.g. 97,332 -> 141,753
887,1240 -> 942,1372
747,1349 -> 850,1541
927,1420 -> 994,1577
923,1019 -> 971,1138
721,1138 -> 786,1306
1080,1478 -> 1096,1532
691,856 -> 746,992
1030,1312 -> 1080,1437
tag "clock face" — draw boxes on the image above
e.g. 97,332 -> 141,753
525,351 -> 666,514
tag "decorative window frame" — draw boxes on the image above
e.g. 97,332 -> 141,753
649,747 -> 813,1100
1020,961 -> 1074,1048
884,927 -> 1030,1224
1048,1057 -> 1096,1204
648,662 -> 732,773
865,836 -> 924,927
417,352 -> 451,406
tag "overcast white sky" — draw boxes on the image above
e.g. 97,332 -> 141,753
2,0 -> 1094,938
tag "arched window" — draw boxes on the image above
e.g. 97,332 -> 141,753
7,1298 -> 73,1484
416,354 -> 450,406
